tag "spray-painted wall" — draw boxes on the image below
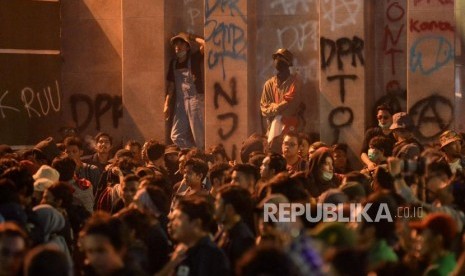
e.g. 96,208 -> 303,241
407,0 -> 455,143
62,0 -> 123,146
256,0 -> 319,135
0,1 -> 61,145
2,0 -> 464,155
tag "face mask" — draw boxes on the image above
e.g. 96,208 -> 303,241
367,148 -> 379,162
176,50 -> 187,59
378,121 -> 391,129
321,171 -> 333,181
274,59 -> 288,71
449,160 -> 462,174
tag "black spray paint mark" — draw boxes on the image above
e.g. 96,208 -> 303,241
321,36 -> 365,70
327,74 -> 357,103
214,78 -> 238,109
217,113 -> 238,140
70,94 -> 122,132
328,106 -> 354,144
409,95 -> 453,141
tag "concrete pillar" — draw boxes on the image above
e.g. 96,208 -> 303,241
255,1 -> 320,136
455,0 -> 465,133
62,0 -> 123,144
319,0 -> 366,163
407,0 -> 455,142
122,0 -> 166,143
204,0 -> 255,160
371,0 -> 408,116
164,0 -> 204,144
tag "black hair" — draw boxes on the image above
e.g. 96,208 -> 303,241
369,136 -> 392,156
209,144 -> 230,161
283,131 -> 301,146
125,140 -> 142,149
209,162 -> 231,184
1,166 -> 34,197
237,245 -> 297,276
80,212 -> 129,251
123,174 -> 139,184
332,143 -> 348,153
427,160 -> 452,179
0,178 -> 20,204
376,104 -> 392,115
185,158 -> 209,180
145,186 -> 170,216
25,246 -> 70,276
52,156 -> 76,182
64,136 -> 83,150
95,132 -> 113,145
217,185 -> 253,218
176,196 -> 214,232
267,153 -> 287,174
47,182 -> 74,210
145,140 -> 165,161
232,163 -> 260,183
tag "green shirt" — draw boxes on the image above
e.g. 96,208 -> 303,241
424,252 -> 456,276
368,239 -> 399,269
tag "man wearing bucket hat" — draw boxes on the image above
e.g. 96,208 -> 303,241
389,112 -> 423,159
164,32 -> 205,149
438,130 -> 465,174
260,48 -> 304,154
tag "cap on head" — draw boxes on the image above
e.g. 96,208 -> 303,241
272,48 -> 293,66
439,130 -> 462,149
33,137 -> 61,163
170,32 -> 191,48
409,213 -> 457,245
389,112 -> 414,131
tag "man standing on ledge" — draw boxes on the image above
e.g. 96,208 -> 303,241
260,48 -> 304,153
164,32 -> 205,149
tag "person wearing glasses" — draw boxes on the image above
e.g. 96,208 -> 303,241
360,104 -> 395,171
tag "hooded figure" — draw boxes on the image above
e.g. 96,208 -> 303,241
305,147 -> 342,198
33,204 -> 72,264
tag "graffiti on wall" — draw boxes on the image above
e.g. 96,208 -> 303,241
277,21 -> 318,52
205,0 -> 247,80
184,0 -> 201,34
383,0 -> 406,93
321,36 -> 365,70
409,35 -> 454,75
205,0 -> 248,160
213,77 -> 239,159
410,95 -> 454,141
321,36 -> 365,143
408,0 -> 455,141
413,0 -> 454,7
270,0 -> 315,15
321,0 -> 361,32
69,93 -> 122,133
0,80 -> 61,119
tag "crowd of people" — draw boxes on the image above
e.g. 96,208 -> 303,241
1,32 -> 465,276
1,104 -> 465,276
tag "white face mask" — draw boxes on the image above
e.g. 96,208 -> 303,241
321,171 -> 333,181
176,50 -> 187,59
378,121 -> 391,129
368,148 -> 379,162
449,159 -> 462,174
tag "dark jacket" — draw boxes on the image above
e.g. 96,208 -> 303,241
306,147 -> 342,198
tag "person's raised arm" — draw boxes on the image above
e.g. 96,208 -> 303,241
189,33 -> 205,55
